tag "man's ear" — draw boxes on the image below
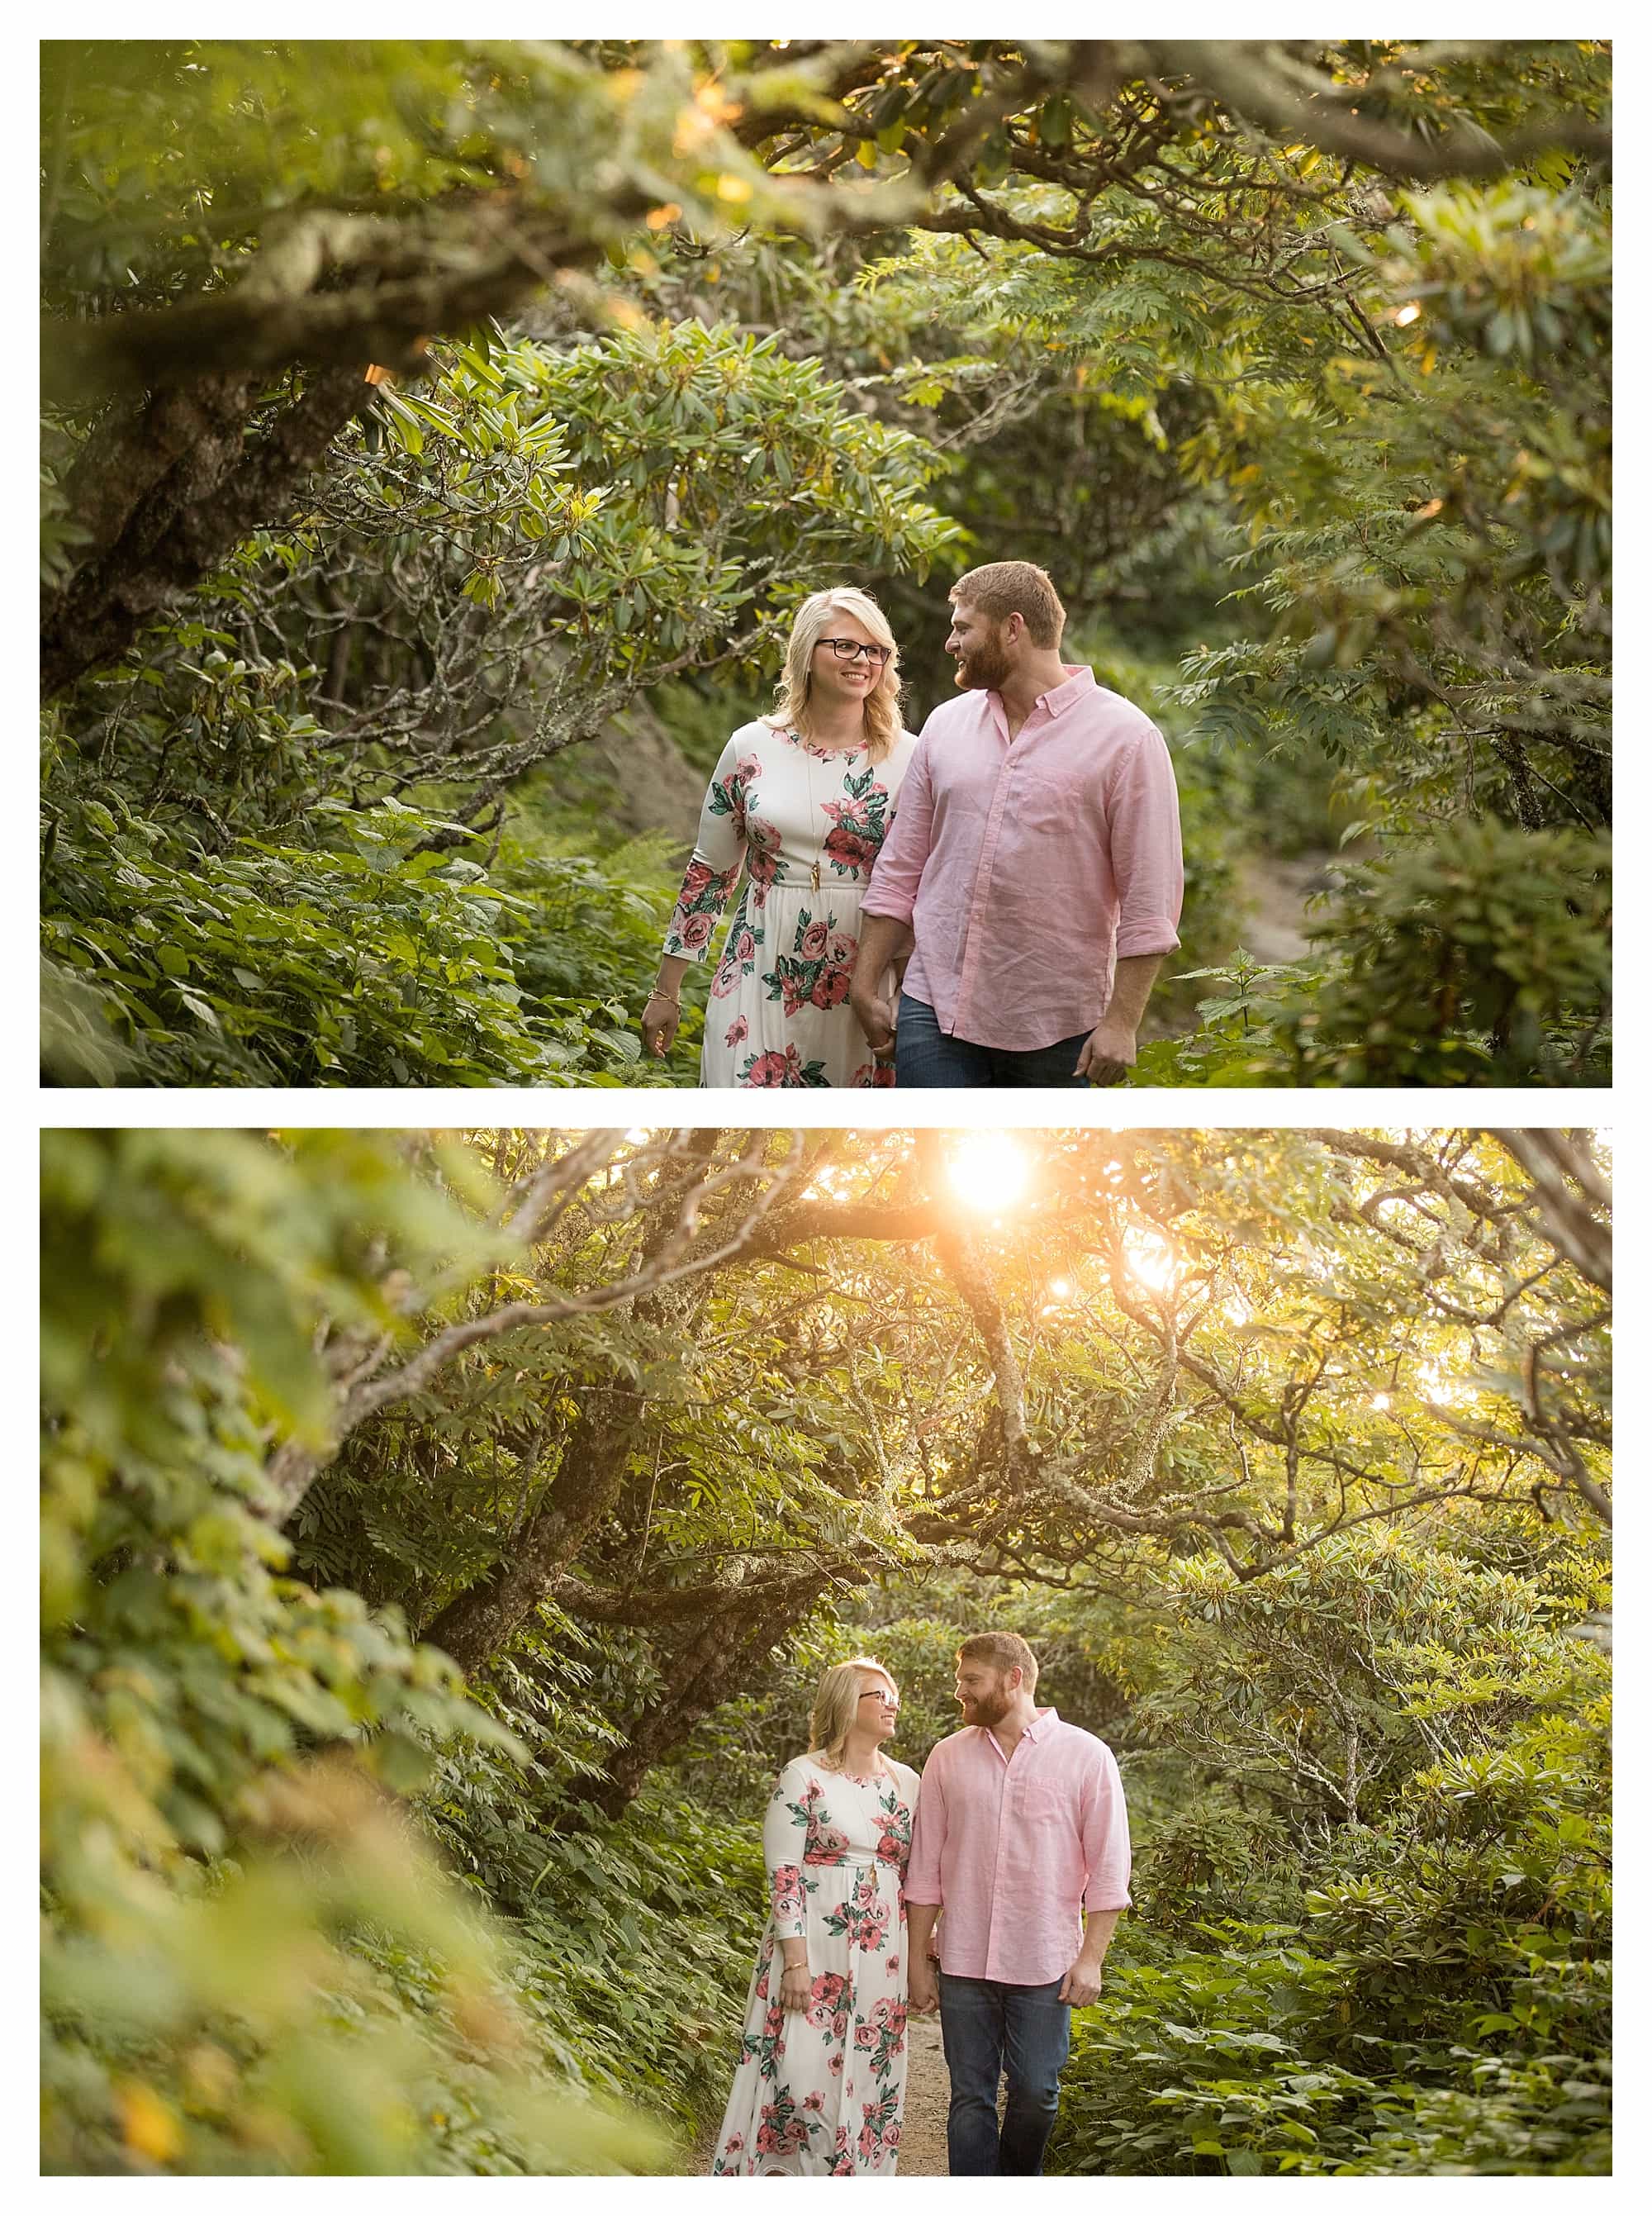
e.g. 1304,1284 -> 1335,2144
1004,612 -> 1025,648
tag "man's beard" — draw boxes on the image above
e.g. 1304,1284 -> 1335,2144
960,1682 -> 1014,1727
954,640 -> 1014,692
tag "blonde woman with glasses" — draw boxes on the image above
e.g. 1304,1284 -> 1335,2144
711,1659 -> 920,2175
643,588 -> 919,1087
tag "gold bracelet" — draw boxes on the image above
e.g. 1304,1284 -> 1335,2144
648,991 -> 681,1010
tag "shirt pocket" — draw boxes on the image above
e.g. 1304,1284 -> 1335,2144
1010,1777 -> 1068,1828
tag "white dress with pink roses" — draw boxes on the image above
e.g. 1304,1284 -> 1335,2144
662,720 -> 919,1087
711,1754 -> 919,2176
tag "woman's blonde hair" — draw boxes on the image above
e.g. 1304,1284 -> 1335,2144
808,1656 -> 897,1771
766,587 -> 902,763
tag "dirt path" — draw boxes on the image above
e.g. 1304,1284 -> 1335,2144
898,2010 -> 950,2176
1233,850 -> 1332,966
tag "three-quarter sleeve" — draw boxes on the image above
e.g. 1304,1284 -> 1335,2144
662,732 -> 755,962
1079,1743 -> 1132,1914
861,730 -> 934,926
762,1763 -> 809,1938
903,1747 -> 947,1905
1104,721 -> 1184,958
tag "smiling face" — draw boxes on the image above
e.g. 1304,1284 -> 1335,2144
944,597 -> 1017,692
954,1657 -> 1018,1729
810,609 -> 887,714
857,1672 -> 901,1741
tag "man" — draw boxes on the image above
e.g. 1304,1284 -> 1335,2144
904,1631 -> 1130,2176
851,561 -> 1183,1087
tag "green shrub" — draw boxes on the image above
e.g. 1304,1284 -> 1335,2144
1136,820 -> 1610,1087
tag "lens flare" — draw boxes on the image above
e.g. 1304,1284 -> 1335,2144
948,1134 -> 1030,1210
1123,1227 -> 1179,1291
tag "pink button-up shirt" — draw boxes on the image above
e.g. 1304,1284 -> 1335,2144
862,667 -> 1183,1051
904,1709 -> 1131,1986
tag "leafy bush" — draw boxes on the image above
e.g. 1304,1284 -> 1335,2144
40,1129 -> 672,2173
1136,820 -> 1610,1087
40,770 -> 696,1087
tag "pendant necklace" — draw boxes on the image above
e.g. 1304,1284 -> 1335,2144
803,735 -> 824,892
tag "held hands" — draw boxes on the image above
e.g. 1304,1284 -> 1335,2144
907,1957 -> 940,2016
852,987 -> 897,1059
780,1962 -> 813,2014
1056,1953 -> 1104,2010
641,992 -> 680,1059
1074,1017 -> 1137,1087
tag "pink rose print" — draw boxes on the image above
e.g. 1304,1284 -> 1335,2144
724,1015 -> 749,1049
770,1862 -> 806,1924
828,930 -> 857,965
800,920 -> 830,959
744,1049 -> 793,1087
807,1971 -> 850,2042
735,927 -> 757,962
852,1060 -> 898,1089
811,967 -> 851,1011
678,910 -> 714,952
680,859 -> 717,900
746,817 -> 783,897
804,2092 -> 825,2114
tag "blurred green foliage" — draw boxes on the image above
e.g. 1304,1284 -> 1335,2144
40,1128 -> 687,2172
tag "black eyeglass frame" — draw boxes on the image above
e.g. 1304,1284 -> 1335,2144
816,638 -> 893,667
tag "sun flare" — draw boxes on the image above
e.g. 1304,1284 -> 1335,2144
947,1134 -> 1030,1210
1123,1226 -> 1179,1291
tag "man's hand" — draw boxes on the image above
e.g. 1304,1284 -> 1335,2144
1056,1952 -> 1104,2010
1073,1017 -> 1137,1087
852,987 -> 897,1058
907,1957 -> 940,2015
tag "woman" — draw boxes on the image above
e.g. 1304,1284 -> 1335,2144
710,1659 -> 919,2176
643,589 -> 919,1087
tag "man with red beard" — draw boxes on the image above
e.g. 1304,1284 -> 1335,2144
904,1632 -> 1131,2176
851,562 -> 1182,1086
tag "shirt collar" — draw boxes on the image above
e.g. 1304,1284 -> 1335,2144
1040,667 -> 1094,717
977,1705 -> 1060,1748
986,666 -> 1094,728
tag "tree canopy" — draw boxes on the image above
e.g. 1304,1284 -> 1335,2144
41,40 -> 1610,1086
43,1124 -> 1611,2171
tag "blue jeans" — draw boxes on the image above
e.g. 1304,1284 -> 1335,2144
895,994 -> 1092,1089
938,1971 -> 1072,2176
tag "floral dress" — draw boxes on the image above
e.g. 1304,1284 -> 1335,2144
711,1754 -> 920,2176
662,720 -> 919,1087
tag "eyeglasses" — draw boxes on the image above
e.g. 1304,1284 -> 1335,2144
859,1689 -> 900,1710
818,638 -> 892,667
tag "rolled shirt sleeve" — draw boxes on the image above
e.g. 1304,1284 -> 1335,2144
1105,720 -> 1184,961
861,729 -> 934,928
903,1746 -> 947,1905
1080,1741 -> 1133,1914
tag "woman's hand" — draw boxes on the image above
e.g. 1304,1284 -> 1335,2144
641,991 -> 681,1058
779,1962 -> 812,2014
